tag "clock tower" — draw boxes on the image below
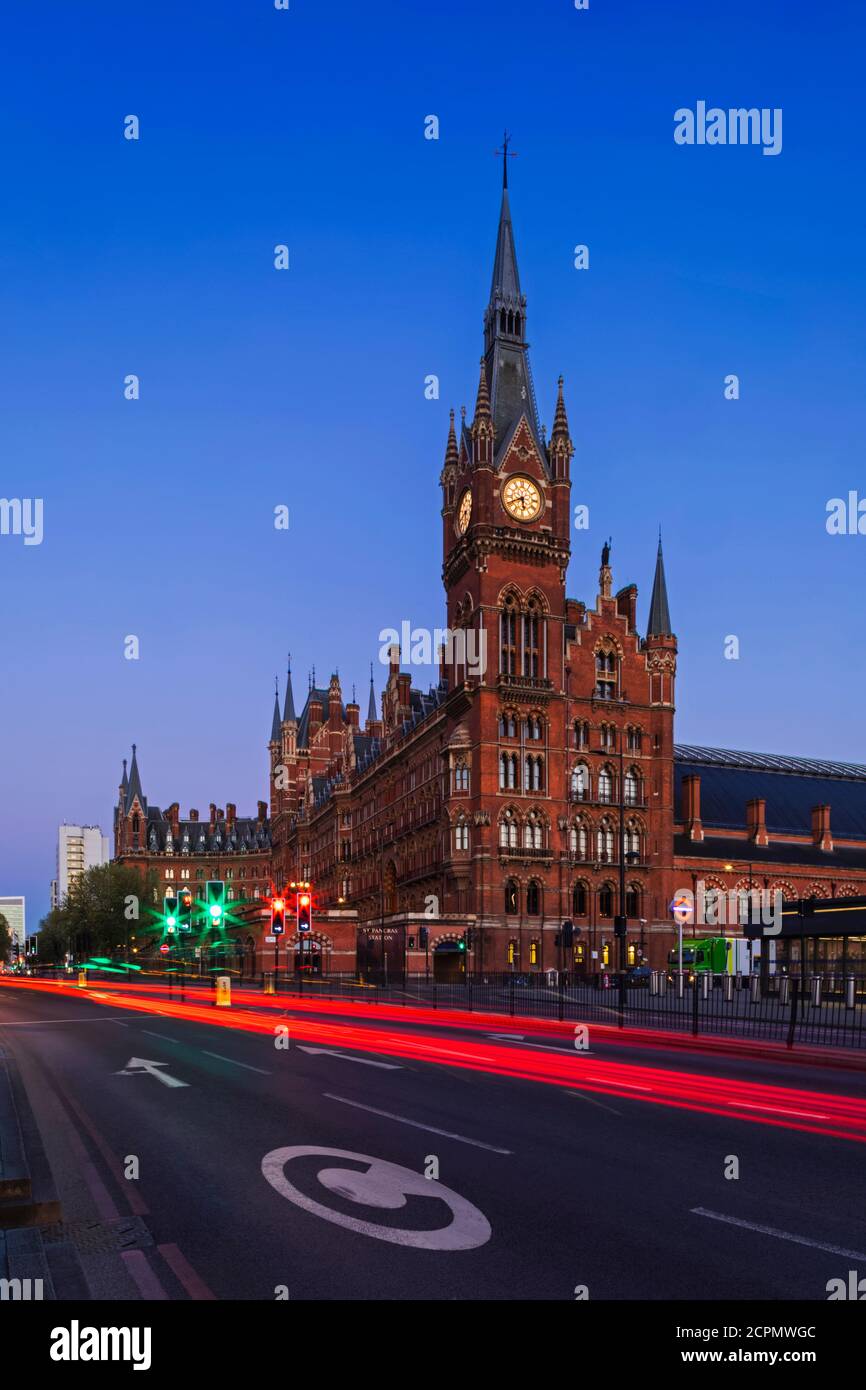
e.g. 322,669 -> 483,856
440,164 -> 573,692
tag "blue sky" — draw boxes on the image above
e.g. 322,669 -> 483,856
2,0 -> 865,926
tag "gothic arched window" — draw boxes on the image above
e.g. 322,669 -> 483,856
505,880 -> 519,914
624,769 -> 641,806
596,820 -> 614,862
500,595 -> 518,675
526,881 -> 541,915
598,884 -> 614,917
595,648 -> 618,700
500,810 -> 518,849
524,599 -> 542,678
571,764 -> 589,801
454,817 -> 469,851
598,767 -> 613,803
572,882 -> 588,917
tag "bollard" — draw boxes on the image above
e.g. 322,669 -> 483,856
810,975 -> 821,1008
779,976 -> 790,1007
676,971 -> 684,999
846,976 -> 856,1011
215,974 -> 231,1008
77,969 -> 88,989
658,970 -> 667,996
263,971 -> 275,996
749,974 -> 760,1003
723,975 -> 733,1003
701,973 -> 710,1000
650,971 -> 659,996
734,970 -> 743,991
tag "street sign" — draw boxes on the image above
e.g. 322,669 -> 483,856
159,944 -> 170,955
265,935 -> 276,943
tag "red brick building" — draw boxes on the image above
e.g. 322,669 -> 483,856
267,173 -> 679,977
114,172 -> 866,980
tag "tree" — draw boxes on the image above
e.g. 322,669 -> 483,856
0,912 -> 11,964
37,863 -> 158,963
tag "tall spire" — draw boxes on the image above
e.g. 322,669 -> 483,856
283,654 -> 296,722
647,532 -> 673,637
367,663 -> 377,723
482,148 -> 542,455
443,408 -> 458,468
270,678 -> 282,743
127,743 -> 144,808
121,758 -> 129,794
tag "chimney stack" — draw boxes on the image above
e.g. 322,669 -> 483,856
682,774 -> 703,841
746,797 -> 768,846
811,804 -> 832,851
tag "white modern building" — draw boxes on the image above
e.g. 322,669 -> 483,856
0,896 -> 26,957
53,824 -> 110,907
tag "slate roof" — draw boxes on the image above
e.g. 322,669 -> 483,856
674,745 -> 866,843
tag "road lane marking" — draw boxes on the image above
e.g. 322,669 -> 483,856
690,1208 -> 866,1260
201,1050 -> 271,1075
121,1249 -> 169,1300
0,1015 -> 138,1026
488,1035 -> 595,1057
727,1101 -> 831,1120
324,1094 -> 513,1153
563,1090 -> 622,1117
157,1243 -> 217,1300
115,1057 -> 189,1088
297,1046 -> 401,1070
141,1031 -> 181,1043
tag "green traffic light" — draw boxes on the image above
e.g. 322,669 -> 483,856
209,905 -> 222,920
166,915 -> 177,928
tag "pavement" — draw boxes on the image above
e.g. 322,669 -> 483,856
1,978 -> 865,1301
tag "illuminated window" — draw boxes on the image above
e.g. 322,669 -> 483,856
602,942 -> 610,965
507,940 -> 516,965
571,764 -> 589,801
627,942 -> 637,965
529,940 -> 539,966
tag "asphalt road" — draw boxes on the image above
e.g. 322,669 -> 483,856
2,981 -> 865,1301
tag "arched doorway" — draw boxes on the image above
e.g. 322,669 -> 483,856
433,939 -> 465,983
294,938 -> 323,976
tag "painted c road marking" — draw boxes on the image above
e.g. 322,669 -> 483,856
261,1145 -> 491,1250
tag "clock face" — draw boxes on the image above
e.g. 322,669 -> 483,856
502,474 -> 542,522
457,488 -> 472,535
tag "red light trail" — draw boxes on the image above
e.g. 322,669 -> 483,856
3,975 -> 866,1143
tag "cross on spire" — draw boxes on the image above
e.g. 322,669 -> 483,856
494,129 -> 517,189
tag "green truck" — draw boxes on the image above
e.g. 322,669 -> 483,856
667,936 -> 758,975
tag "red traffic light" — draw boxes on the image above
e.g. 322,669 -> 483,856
272,897 -> 285,912
299,893 -> 310,908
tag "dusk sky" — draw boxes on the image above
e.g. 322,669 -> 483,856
2,0 -> 865,926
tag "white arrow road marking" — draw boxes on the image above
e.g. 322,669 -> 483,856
296,1046 -> 401,1070
262,1146 -> 491,1249
115,1057 -> 189,1088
